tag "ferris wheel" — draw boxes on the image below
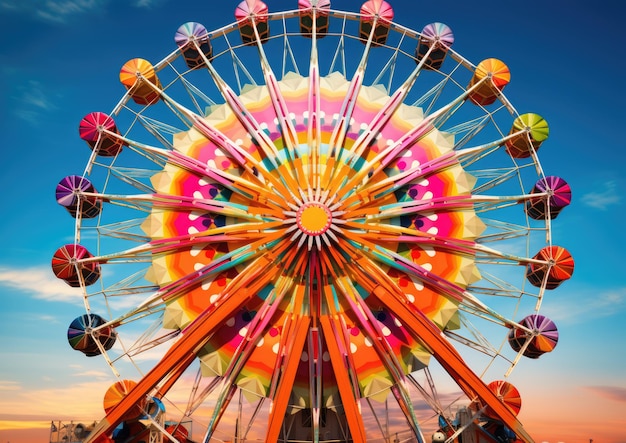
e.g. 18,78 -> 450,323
53,1 -> 574,442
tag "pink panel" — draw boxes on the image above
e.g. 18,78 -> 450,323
360,0 -> 394,22
235,0 -> 269,22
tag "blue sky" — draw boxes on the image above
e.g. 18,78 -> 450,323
0,1 -> 625,442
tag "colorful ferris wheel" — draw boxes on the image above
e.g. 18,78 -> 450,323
53,1 -> 573,442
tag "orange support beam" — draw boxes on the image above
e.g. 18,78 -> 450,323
84,259 -> 279,443
370,285 -> 534,443
154,351 -> 197,399
319,315 -> 367,443
265,314 -> 311,442
84,290 -> 252,442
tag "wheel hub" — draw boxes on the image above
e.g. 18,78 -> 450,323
296,202 -> 332,236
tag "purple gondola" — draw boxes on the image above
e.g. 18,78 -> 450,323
175,22 -> 213,69
56,175 -> 102,219
509,314 -> 558,359
525,176 -> 571,220
416,23 -> 454,70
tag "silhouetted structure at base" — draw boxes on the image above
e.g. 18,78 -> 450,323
280,408 -> 352,442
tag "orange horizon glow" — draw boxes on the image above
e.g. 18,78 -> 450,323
1,374 -> 624,442
0,415 -> 623,443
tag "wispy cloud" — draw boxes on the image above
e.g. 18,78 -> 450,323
0,266 -> 80,303
1,0 -> 165,23
541,286 -> 626,323
580,180 -> 621,210
13,80 -> 58,124
0,0 -> 109,23
584,385 -> 626,403
132,0 -> 166,8
0,379 -> 109,419
72,370 -> 111,379
0,373 -> 205,425
20,81 -> 55,110
0,381 -> 21,391
586,287 -> 626,316
37,0 -> 108,22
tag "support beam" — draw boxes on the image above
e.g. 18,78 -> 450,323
370,285 -> 534,443
319,315 -> 367,442
265,315 -> 311,443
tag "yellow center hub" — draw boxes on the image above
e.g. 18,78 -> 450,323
296,203 -> 332,236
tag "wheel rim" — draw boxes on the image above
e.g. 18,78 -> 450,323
54,2 -> 572,442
